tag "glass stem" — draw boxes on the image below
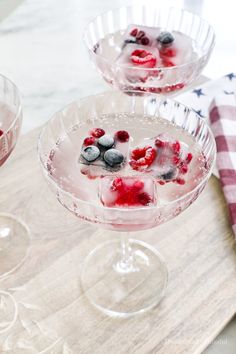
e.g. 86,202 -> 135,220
119,232 -> 133,272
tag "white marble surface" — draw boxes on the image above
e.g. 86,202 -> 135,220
0,0 -> 235,353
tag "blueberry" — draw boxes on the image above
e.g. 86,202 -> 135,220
157,32 -> 174,46
98,134 -> 114,149
161,167 -> 177,181
104,149 -> 124,167
81,145 -> 100,162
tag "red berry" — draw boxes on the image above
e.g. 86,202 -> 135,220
137,192 -> 151,206
186,153 -> 193,164
172,155 -> 180,165
141,36 -> 150,45
130,146 -> 156,170
179,162 -> 188,174
111,178 -> 123,191
133,180 -> 144,191
0,129 -> 3,137
115,130 -> 130,142
175,178 -> 185,185
172,141 -> 181,154
160,47 -> 176,57
130,28 -> 138,37
136,30 -> 145,39
158,180 -> 166,185
131,49 -> 157,68
162,59 -> 175,67
90,128 -> 105,138
155,138 -> 165,148
83,136 -> 96,146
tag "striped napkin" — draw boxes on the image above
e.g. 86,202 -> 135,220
177,73 -> 236,236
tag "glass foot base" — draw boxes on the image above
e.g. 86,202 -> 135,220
0,214 -> 30,278
81,239 -> 168,317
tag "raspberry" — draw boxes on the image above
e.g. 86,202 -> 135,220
131,49 -> 157,68
90,128 -> 105,138
115,130 -> 130,142
130,146 -> 156,170
130,28 -> 138,37
136,30 -> 145,39
111,177 -> 123,191
155,138 -> 165,148
175,178 -> 185,185
83,136 -> 96,146
137,192 -> 151,206
0,129 -> 3,137
172,141 -> 181,154
186,153 -> 193,164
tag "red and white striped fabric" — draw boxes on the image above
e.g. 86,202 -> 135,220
209,95 -> 236,237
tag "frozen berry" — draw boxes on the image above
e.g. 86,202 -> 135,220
0,129 -> 3,137
186,153 -> 193,164
161,168 -> 176,181
83,136 -> 96,146
179,162 -> 188,174
133,180 -> 144,191
175,178 -> 185,185
157,32 -> 174,46
172,155 -> 180,165
81,145 -> 100,162
162,59 -> 175,67
130,146 -> 156,170
130,28 -> 138,37
160,47 -> 176,57
115,130 -> 130,142
104,149 -> 124,167
136,30 -> 145,39
111,177 -> 123,191
137,192 -> 151,206
90,128 -> 105,138
141,36 -> 150,45
131,49 -> 156,68
98,134 -> 114,149
155,138 -> 165,148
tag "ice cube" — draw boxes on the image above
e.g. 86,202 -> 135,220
122,24 -> 161,48
99,176 -> 157,208
79,130 -> 130,178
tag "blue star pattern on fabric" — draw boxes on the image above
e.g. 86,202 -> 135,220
224,90 -> 235,95
225,73 -> 236,81
192,109 -> 205,118
192,88 -> 205,97
162,100 -> 168,107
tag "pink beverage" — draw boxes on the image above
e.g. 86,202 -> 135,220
93,25 -> 202,93
48,113 -> 209,231
0,103 -> 21,166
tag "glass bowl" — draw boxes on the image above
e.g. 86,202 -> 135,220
38,91 -> 216,317
84,6 -> 215,95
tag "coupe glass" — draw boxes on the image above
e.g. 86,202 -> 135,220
38,91 -> 216,317
84,5 -> 215,95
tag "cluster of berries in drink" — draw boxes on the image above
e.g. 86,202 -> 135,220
80,128 -> 193,208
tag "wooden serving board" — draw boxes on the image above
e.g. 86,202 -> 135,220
0,127 -> 236,354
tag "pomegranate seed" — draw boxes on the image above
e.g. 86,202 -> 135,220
179,162 -> 188,174
155,138 -> 165,148
172,155 -> 180,165
137,192 -> 151,206
158,180 -> 166,185
0,129 -> 3,137
130,28 -> 138,37
172,141 -> 181,154
83,136 -> 96,146
175,178 -> 185,185
90,128 -> 105,138
115,130 -> 130,142
186,153 -> 193,164
136,30 -> 145,39
141,37 -> 150,45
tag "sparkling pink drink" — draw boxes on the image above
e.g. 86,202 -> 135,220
47,112 -> 209,231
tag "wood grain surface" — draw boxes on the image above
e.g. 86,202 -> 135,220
0,127 -> 235,354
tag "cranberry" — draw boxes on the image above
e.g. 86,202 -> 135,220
141,37 -> 150,45
172,155 -> 180,165
179,162 -> 188,174
130,28 -> 138,37
0,129 -> 3,137
131,49 -> 156,68
155,138 -> 165,148
90,128 -> 105,138
136,30 -> 145,39
160,47 -> 176,57
115,130 -> 130,142
175,178 -> 185,185
162,59 -> 175,67
172,141 -> 181,154
83,136 -> 96,146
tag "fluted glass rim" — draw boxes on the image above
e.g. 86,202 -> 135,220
38,91 -> 216,213
83,5 -> 216,73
